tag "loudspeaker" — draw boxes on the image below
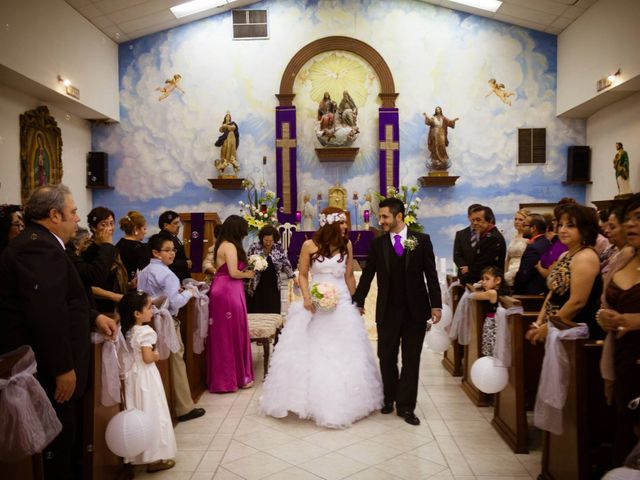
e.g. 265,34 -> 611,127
87,152 -> 108,187
566,146 -> 591,182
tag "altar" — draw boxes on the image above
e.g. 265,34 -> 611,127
286,230 -> 375,268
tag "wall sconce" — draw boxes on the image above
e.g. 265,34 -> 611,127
596,68 -> 620,92
607,68 -> 621,83
57,75 -> 71,87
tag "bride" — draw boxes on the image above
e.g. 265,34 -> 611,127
259,207 -> 383,428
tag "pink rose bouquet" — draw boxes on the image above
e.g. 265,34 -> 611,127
310,282 -> 339,311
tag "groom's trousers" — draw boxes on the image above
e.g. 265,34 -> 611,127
377,306 -> 427,414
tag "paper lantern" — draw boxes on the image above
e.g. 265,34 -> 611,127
470,356 -> 509,394
425,328 -> 451,353
105,408 -> 154,458
435,304 -> 453,330
602,467 -> 640,480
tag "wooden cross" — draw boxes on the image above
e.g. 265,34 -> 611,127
276,122 -> 297,213
380,124 -> 399,188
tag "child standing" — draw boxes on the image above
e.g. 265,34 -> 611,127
472,266 -> 510,356
137,233 -> 205,422
119,291 -> 177,472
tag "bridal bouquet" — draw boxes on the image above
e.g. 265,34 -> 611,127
248,254 -> 268,272
310,282 -> 339,312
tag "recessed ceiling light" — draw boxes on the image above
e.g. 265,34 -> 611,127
170,0 -> 230,19
448,0 -> 503,13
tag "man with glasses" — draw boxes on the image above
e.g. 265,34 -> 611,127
158,210 -> 192,282
514,214 -> 551,295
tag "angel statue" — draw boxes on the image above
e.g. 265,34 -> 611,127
315,90 -> 359,147
299,191 -> 317,231
214,111 -> 240,177
156,74 -> 185,101
486,78 -> 515,106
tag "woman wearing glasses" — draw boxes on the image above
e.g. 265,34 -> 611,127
0,204 -> 24,254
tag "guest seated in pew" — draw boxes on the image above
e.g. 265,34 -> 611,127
471,266 -> 510,356
247,225 -> 294,314
514,213 -> 551,295
526,204 -> 604,344
597,193 -> 640,466
137,233 -> 205,422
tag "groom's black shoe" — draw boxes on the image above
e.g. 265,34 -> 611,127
398,411 -> 420,426
380,403 -> 394,414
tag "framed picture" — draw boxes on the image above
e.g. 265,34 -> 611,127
20,106 -> 63,203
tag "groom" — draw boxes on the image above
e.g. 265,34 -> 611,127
353,197 -> 442,425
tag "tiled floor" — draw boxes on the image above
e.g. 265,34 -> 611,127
134,345 -> 542,479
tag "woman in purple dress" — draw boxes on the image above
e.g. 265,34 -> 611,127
206,215 -> 256,392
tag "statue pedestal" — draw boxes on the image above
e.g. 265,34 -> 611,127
208,177 -> 245,190
315,147 -> 359,162
592,196 -> 633,211
419,171 -> 459,187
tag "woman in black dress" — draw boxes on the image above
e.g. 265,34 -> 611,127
116,210 -> 150,287
246,225 -> 294,313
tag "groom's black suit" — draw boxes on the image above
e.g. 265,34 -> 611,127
353,230 -> 441,414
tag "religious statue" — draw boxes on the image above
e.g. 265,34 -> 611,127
486,78 -> 515,106
328,183 -> 347,210
214,111 -> 240,177
315,90 -> 359,147
156,74 -> 184,101
423,106 -> 459,172
299,191 -> 317,231
613,142 -> 632,197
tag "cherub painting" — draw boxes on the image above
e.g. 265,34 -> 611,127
156,74 -> 184,101
486,78 -> 515,106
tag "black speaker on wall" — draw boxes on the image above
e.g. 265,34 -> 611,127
86,151 -> 109,187
566,146 -> 592,183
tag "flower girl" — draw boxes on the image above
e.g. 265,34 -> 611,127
119,291 -> 177,473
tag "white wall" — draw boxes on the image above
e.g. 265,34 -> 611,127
586,91 -> 640,203
557,0 -> 640,116
0,0 -> 119,121
0,83 -> 93,221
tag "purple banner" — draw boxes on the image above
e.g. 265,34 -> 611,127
189,212 -> 204,273
379,108 -> 400,195
275,106 -> 298,224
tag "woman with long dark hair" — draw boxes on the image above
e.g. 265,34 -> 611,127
0,204 -> 24,254
206,215 -> 255,392
260,207 -> 383,428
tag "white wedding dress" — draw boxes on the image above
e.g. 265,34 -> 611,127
259,254 -> 383,428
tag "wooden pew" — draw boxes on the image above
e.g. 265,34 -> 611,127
491,295 -> 545,454
442,283 -> 465,377
82,342 -> 131,480
156,356 -> 177,424
178,298 -> 207,403
461,285 -> 492,406
538,339 -> 615,480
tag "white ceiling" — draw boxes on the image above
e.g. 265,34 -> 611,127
64,0 -> 598,44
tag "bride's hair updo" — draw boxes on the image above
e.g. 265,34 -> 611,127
312,206 -> 349,263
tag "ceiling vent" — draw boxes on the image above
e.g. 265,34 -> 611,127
232,10 -> 268,40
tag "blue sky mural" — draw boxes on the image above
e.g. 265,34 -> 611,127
92,0 -> 586,267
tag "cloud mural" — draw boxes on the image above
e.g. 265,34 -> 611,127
92,0 -> 586,265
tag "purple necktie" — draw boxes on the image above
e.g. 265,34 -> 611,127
393,234 -> 404,257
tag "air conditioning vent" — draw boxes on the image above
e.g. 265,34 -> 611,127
518,128 -> 546,164
232,9 -> 268,40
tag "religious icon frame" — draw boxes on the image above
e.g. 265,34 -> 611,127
19,106 -> 63,203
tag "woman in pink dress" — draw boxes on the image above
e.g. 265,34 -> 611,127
206,215 -> 256,392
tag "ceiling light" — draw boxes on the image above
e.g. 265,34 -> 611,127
170,0 -> 230,19
448,0 -> 503,12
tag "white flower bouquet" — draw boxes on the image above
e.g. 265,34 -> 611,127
310,282 -> 339,311
248,254 -> 268,272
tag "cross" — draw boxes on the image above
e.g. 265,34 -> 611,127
276,122 -> 297,214
380,124 -> 399,189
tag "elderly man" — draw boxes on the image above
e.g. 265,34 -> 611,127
460,205 -> 506,284
514,213 -> 551,295
0,185 -> 116,479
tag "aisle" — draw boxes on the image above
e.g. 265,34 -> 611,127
135,345 -> 541,479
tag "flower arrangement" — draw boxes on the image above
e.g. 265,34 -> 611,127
403,237 -> 419,252
310,282 -> 339,311
248,254 -> 268,272
377,185 -> 424,233
319,212 -> 347,227
238,179 -> 280,232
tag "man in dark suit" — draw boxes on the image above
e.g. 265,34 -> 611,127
514,213 -> 551,294
453,203 -> 482,278
353,197 -> 442,426
0,185 -> 116,479
461,205 -> 506,284
158,210 -> 192,282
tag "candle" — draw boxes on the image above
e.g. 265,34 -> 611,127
295,211 -> 301,223
260,204 -> 267,214
363,210 -> 370,223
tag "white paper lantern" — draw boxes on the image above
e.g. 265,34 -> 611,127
470,356 -> 509,394
602,468 -> 640,480
425,328 -> 451,353
436,304 -> 453,330
105,408 -> 154,458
